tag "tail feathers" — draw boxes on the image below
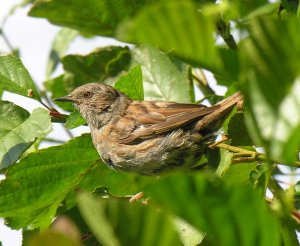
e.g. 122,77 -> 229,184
195,92 -> 243,131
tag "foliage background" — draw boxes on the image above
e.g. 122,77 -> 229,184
0,0 -> 300,245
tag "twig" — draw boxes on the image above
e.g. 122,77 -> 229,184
216,19 -> 238,50
192,71 -> 215,96
41,91 -> 74,139
191,69 -> 216,105
0,29 -> 15,52
43,138 -> 66,144
213,143 -> 300,167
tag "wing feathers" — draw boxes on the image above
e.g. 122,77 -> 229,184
117,92 -> 242,144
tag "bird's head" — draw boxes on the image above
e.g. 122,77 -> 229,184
54,83 -> 128,126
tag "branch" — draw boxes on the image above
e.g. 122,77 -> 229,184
213,143 -> 300,167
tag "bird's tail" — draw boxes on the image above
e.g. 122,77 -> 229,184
195,92 -> 243,131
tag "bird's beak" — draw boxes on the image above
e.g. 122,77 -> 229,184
53,95 -> 74,102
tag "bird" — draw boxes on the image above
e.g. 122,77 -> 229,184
55,83 -> 242,175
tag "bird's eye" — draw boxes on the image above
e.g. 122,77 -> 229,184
83,91 -> 93,98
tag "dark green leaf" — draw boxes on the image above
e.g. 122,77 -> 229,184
118,1 -> 220,71
0,108 -> 52,169
62,46 -> 131,89
65,110 -> 86,129
131,45 -> 194,103
79,162 -> 154,197
0,55 -> 40,100
44,75 -> 74,112
0,134 -> 98,228
77,192 -> 181,246
227,112 -> 253,146
215,47 -> 240,86
250,163 -> 275,196
115,65 -> 144,100
28,0 -> 154,36
146,173 -> 281,246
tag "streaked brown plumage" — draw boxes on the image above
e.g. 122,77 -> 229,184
55,83 -> 242,175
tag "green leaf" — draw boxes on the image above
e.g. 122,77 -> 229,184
215,149 -> 233,177
226,112 -> 253,146
270,77 -> 300,163
47,28 -> 78,77
115,65 -> 144,100
62,206 -> 99,246
79,162 -> 154,197
131,45 -> 194,103
28,0 -> 153,36
44,75 -> 74,112
62,46 -> 131,89
118,1 -> 220,71
0,101 -> 30,137
223,161 -> 257,185
0,108 -> 52,169
0,55 -> 40,100
250,163 -> 275,196
77,193 -> 120,246
225,0 -> 269,19
65,110 -> 86,129
0,134 -> 98,229
145,173 -> 281,246
77,192 -> 181,246
173,217 -> 205,246
240,18 -> 300,163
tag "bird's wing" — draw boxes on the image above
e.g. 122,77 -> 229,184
115,100 -> 220,144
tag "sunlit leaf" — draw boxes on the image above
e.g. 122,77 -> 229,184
115,65 -> 144,100
131,45 -> 194,103
240,18 -> 300,163
270,77 -> 300,163
0,55 -> 40,100
0,108 -> 52,169
65,110 -> 86,129
173,217 -> 205,246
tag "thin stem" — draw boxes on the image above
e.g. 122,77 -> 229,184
216,19 -> 238,50
0,29 -> 15,52
214,143 -> 300,167
192,69 -> 216,104
43,138 -> 66,144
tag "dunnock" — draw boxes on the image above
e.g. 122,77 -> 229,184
55,83 -> 242,175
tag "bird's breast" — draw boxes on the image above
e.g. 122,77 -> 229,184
90,124 -> 205,175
